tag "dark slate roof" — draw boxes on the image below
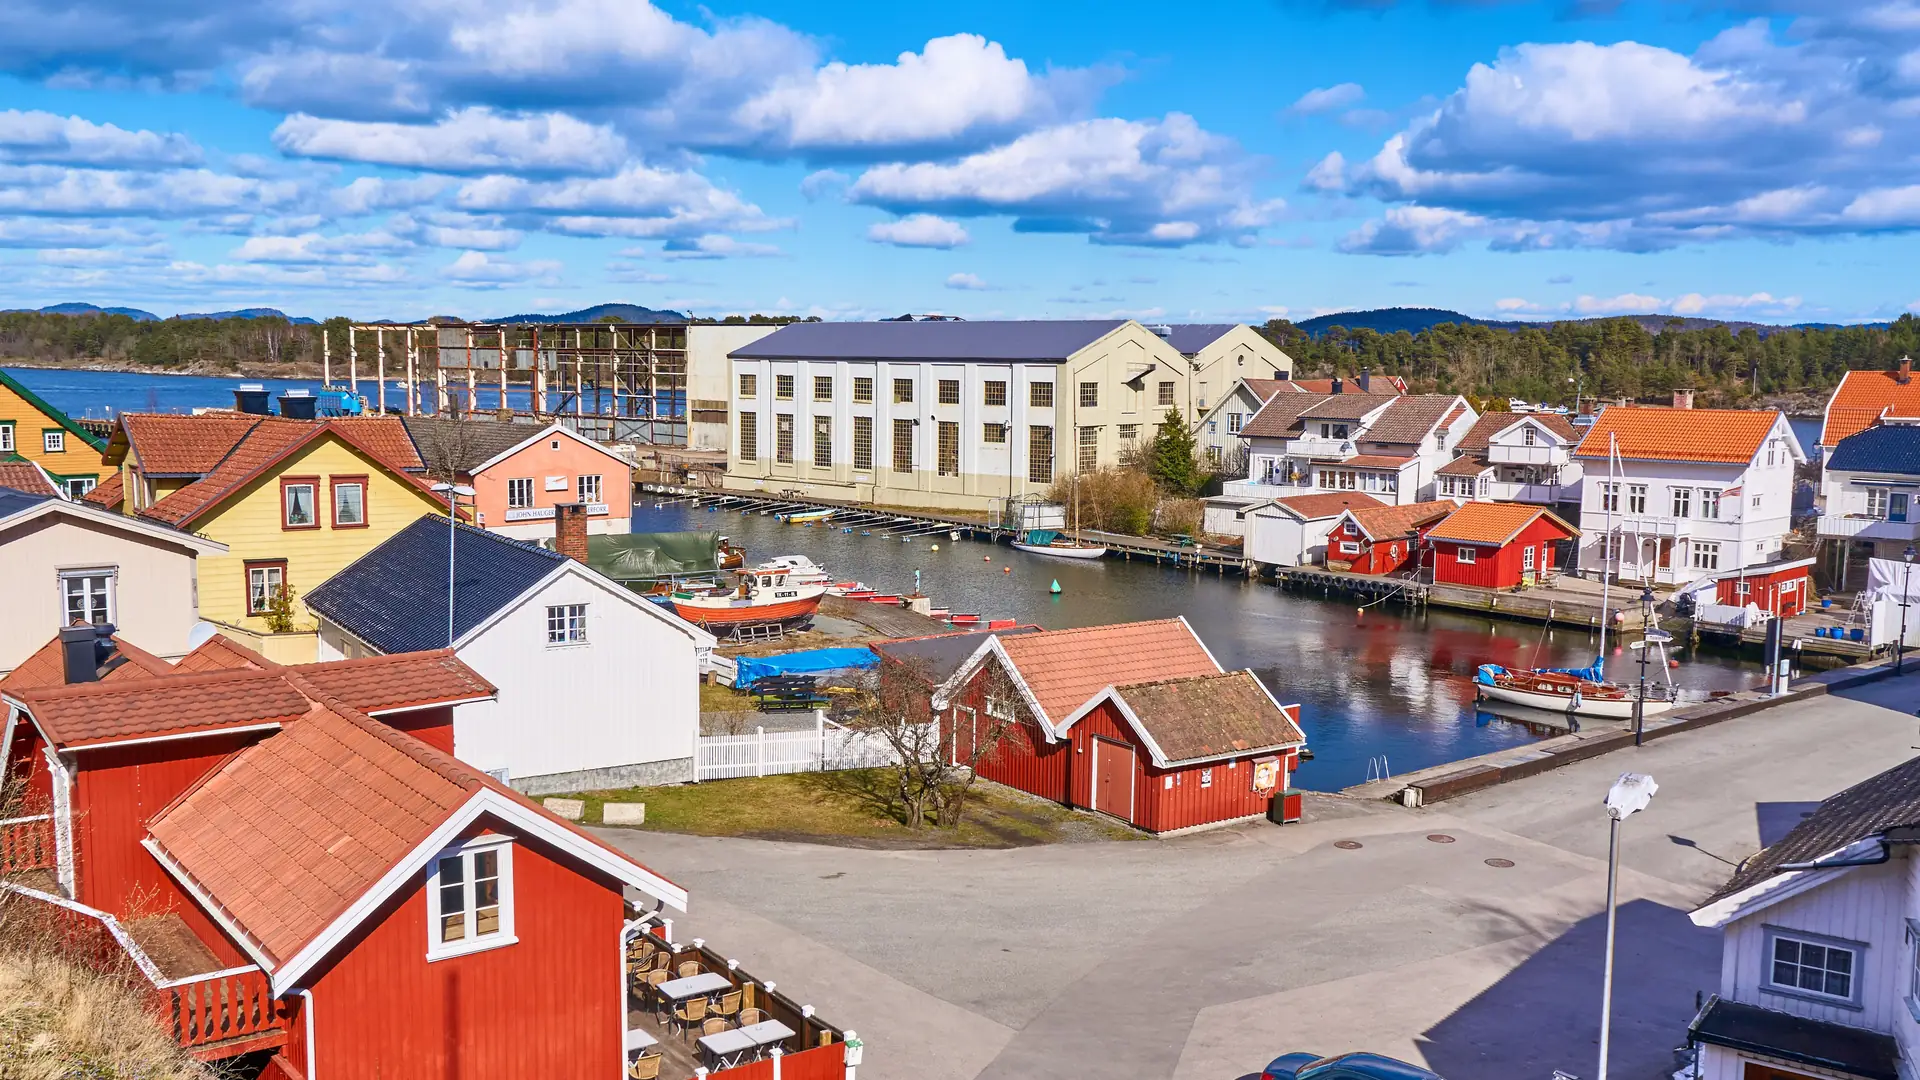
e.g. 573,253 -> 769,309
1705,753 -> 1920,904
304,514 -> 566,654
1826,423 -> 1920,476
0,486 -> 56,519
1160,324 -> 1240,355
872,626 -> 1043,684
402,416 -> 548,476
729,320 -> 1129,362
1689,996 -> 1899,1080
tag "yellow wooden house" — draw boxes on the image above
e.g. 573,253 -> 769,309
0,370 -> 109,497
101,416 -> 454,660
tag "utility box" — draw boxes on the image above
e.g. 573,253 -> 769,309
1269,789 -> 1303,824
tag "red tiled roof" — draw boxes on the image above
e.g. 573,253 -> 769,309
1241,379 -> 1293,404
12,669 -> 315,748
173,635 -> 273,673
1298,392 -> 1399,423
118,414 -> 261,475
1344,500 -> 1456,541
1822,369 -> 1920,446
141,419 -> 447,529
0,632 -> 176,694
1436,454 -> 1490,477
1428,502 -> 1577,546
1286,375 -> 1406,394
327,417 -> 424,471
1455,411 -> 1578,453
1111,671 -> 1305,763
1331,454 -> 1414,468
1268,492 -> 1383,519
0,461 -> 58,497
996,619 -> 1220,724
1575,406 -> 1781,464
82,470 -> 123,509
293,650 -> 496,714
1240,392 -> 1336,439
1363,395 -> 1469,445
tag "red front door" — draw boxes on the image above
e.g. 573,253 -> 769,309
1092,737 -> 1134,822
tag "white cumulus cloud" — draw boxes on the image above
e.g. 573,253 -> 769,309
275,108 -> 627,175
0,109 -> 201,167
945,272 -> 991,290
867,213 -> 969,248
1286,83 -> 1364,116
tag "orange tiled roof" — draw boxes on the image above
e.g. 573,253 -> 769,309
1344,500 -> 1456,541
294,650 -> 496,714
173,634 -> 274,673
118,413 -> 261,475
1574,406 -> 1781,465
0,632 -> 177,694
996,619 -> 1221,724
12,668 -> 315,748
327,417 -> 425,472
0,461 -> 58,497
1241,378 -> 1293,404
1111,671 -> 1305,763
1268,492 -> 1383,519
1427,502 -> 1577,546
1822,369 -> 1920,446
141,419 -> 445,529
1335,454 -> 1414,468
82,470 -> 123,509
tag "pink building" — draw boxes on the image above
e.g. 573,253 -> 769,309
405,419 -> 635,538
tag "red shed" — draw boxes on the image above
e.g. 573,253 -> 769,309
1426,502 -> 1579,589
934,619 -> 1307,833
1324,501 -> 1456,575
1709,557 -> 1814,616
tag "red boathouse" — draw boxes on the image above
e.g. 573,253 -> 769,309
1706,557 -> 1814,617
929,619 -> 1307,834
1323,501 -> 1456,576
1425,502 -> 1579,589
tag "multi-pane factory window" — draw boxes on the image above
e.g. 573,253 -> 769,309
1030,382 -> 1054,408
814,416 -> 832,466
1028,426 -> 1053,484
1079,382 -> 1099,408
983,422 -> 1007,444
737,412 -> 757,459
892,419 -> 915,473
1158,381 -> 1175,406
738,373 -> 757,398
983,381 -> 1007,406
776,414 -> 794,464
814,376 -> 833,401
853,416 -> 873,469
938,422 -> 959,476
854,377 -> 874,403
1078,426 -> 1100,471
893,378 -> 914,403
776,374 -> 794,400
938,379 -> 961,405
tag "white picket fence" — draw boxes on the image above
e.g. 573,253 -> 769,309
694,713 -> 935,781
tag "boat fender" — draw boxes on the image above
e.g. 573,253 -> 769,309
1003,566 -> 1011,574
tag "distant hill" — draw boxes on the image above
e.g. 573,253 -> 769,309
170,307 -> 318,324
486,302 -> 686,324
1292,306 -> 1891,339
7,302 -> 160,321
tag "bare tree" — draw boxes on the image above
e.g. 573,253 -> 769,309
834,658 -> 947,829
930,659 -> 1021,829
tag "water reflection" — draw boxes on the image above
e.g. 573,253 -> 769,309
637,503 -> 1762,790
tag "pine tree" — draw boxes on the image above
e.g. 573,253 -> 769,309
1144,408 -> 1204,494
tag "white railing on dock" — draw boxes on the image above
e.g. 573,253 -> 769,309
695,714 -> 933,780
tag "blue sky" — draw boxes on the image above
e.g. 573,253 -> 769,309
0,0 -> 1916,324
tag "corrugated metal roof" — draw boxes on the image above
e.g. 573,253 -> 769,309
304,515 -> 565,654
729,320 -> 1130,362
1826,423 -> 1920,475
0,486 -> 55,518
1160,324 -> 1240,355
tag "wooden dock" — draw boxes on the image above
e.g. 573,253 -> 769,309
1274,567 -> 1652,631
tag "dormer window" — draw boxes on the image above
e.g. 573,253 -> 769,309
427,837 -> 515,959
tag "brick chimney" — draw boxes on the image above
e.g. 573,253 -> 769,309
1899,357 -> 1913,386
555,502 -> 589,562
1672,388 -> 1695,410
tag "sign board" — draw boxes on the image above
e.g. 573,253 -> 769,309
503,502 -> 608,523
544,475 -> 569,491
1251,756 -> 1281,793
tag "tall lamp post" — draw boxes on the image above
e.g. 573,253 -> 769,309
432,482 -> 477,649
1597,772 -> 1658,1080
1900,544 -> 1916,674
1632,585 -> 1655,745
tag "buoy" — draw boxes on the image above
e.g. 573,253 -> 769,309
1003,566 -> 1011,574
931,544 -> 940,551
1669,659 -> 1680,669
1049,579 -> 1061,594
983,555 -> 991,562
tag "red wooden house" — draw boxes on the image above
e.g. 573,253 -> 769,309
1704,557 -> 1813,616
1323,501 -> 1456,576
1425,502 -> 1579,589
929,619 -> 1307,834
1,626 -> 855,1080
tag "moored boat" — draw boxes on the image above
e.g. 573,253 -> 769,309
668,566 -> 825,633
1010,529 -> 1107,559
1474,662 -> 1676,719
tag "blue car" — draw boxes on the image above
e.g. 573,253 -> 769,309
1262,1052 -> 1444,1080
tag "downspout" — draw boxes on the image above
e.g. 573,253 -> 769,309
297,988 -> 316,1080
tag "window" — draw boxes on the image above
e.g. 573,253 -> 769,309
1522,546 -> 1536,573
1691,541 -> 1721,571
1752,494 -> 1763,510
1119,424 -> 1139,444
1522,426 -> 1537,446
1671,487 -> 1692,518
1627,484 -> 1647,514
892,420 -> 915,473
1078,426 -> 1100,471
812,376 -> 833,401
1869,487 -> 1890,518
893,378 -> 914,404
331,476 -> 367,528
1599,482 -> 1621,512
853,377 -> 874,403
737,412 -> 758,460
775,415 -> 794,464
983,422 -> 1007,444
853,416 -> 873,470
1208,421 -> 1217,434
738,373 -> 757,398
814,416 -> 832,467
1157,381 -> 1175,407
775,374 -> 794,401
281,477 -> 319,530
1200,767 -> 1213,788
1079,382 -> 1099,408
1767,929 -> 1859,1006
546,603 -> 588,645
577,474 -> 602,504
1908,919 -> 1920,1020
246,561 -> 287,617
985,694 -> 1013,720
1456,547 -> 1477,564
427,839 -> 514,959
0,423 -> 11,452
61,569 -> 113,626
938,421 -> 959,476
938,379 -> 961,405
1698,488 -> 1721,520
1028,426 -> 1053,484
1030,382 -> 1054,408
62,476 -> 95,499
983,380 -> 1007,407
507,477 -> 534,509
43,430 -> 64,454
1339,541 -> 1360,555
1227,412 -> 1243,434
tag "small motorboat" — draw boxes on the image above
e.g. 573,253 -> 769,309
779,508 -> 834,524
668,567 -> 825,634
1474,658 -> 1677,719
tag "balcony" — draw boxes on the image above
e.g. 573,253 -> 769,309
1486,479 -> 1578,505
1818,514 -> 1920,542
1285,436 -> 1357,460
0,814 -> 54,874
1487,444 -> 1571,467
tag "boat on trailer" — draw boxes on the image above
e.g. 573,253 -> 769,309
668,566 -> 826,634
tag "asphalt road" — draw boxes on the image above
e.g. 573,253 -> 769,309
596,673 -> 1920,1080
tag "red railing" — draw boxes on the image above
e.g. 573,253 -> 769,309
156,967 -> 291,1053
0,815 -> 55,873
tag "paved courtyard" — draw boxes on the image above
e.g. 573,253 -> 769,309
596,673 -> 1920,1080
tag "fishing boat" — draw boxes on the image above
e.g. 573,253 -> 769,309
752,554 -> 862,593
667,566 -> 825,633
1474,658 -> 1677,719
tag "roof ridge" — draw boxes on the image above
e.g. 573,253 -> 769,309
1015,617 -> 1191,642
9,664 -> 288,704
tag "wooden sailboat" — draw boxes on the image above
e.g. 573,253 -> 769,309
1011,472 -> 1108,559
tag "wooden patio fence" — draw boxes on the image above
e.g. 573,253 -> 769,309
0,815 -> 54,873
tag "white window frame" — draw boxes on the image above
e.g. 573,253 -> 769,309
1698,488 -> 1721,520
1671,487 -> 1691,519
1763,926 -> 1863,1009
985,694 -> 1014,720
1868,487 -> 1891,519
1691,541 -> 1721,571
60,567 -> 115,626
247,563 -> 286,616
62,476 -> 96,499
546,603 -> 588,646
1627,484 -> 1647,514
506,477 -> 534,509
43,430 -> 64,454
0,423 -> 12,452
425,836 -> 516,961
577,474 -> 602,504
1339,541 -> 1360,555
1456,547 -> 1477,565
1522,546 -> 1536,573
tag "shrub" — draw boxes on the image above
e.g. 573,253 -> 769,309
1049,467 -> 1158,535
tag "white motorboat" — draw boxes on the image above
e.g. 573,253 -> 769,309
752,555 -> 865,594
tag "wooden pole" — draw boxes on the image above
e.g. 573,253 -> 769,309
322,329 -> 331,387
377,327 -> 387,414
348,329 -> 358,397
499,329 -> 509,415
405,328 -> 417,416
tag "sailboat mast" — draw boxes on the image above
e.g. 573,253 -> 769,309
1598,431 -> 1616,666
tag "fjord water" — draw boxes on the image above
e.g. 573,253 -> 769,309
634,503 -> 1761,790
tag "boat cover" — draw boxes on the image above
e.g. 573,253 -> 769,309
556,531 -> 720,581
1474,664 -> 1506,685
734,647 -> 878,689
1022,530 -> 1059,546
1541,656 -> 1606,683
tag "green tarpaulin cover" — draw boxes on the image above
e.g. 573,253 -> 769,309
549,531 -> 721,581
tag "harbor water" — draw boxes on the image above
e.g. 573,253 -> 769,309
634,502 -> 1764,791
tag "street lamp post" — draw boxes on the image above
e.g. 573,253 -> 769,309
1633,586 -> 1654,746
1597,772 -> 1658,1080
432,482 -> 477,649
1900,545 -> 1916,674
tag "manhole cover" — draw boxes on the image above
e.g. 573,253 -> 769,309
1333,840 -> 1364,850
1485,858 -> 1516,868
1427,833 -> 1457,844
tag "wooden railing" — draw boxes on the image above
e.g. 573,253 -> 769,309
0,815 -> 55,873
155,967 -> 291,1053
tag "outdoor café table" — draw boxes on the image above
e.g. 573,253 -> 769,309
658,971 -> 732,1003
739,1019 -> 796,1052
625,1028 -> 658,1052
697,1028 -> 757,1071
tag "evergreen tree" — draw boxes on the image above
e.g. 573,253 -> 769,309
1145,408 -> 1204,494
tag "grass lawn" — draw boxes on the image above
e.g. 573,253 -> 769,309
573,769 -> 1139,849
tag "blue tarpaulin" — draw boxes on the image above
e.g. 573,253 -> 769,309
733,647 -> 878,689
